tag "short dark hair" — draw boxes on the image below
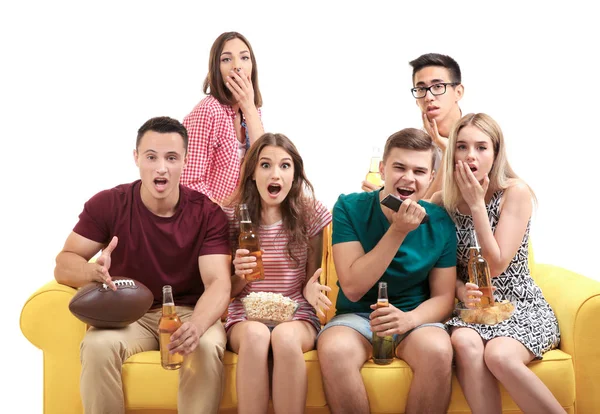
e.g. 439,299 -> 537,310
136,117 -> 188,153
383,128 -> 436,169
203,32 -> 263,108
409,53 -> 461,85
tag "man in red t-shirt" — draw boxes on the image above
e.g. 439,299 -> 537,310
54,116 -> 232,414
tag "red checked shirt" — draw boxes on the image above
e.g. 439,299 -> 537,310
181,95 -> 262,204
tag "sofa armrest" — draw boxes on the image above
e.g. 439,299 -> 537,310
533,263 -> 600,414
21,280 -> 86,350
20,280 -> 86,414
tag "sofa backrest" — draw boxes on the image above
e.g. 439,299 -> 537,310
321,222 -> 339,324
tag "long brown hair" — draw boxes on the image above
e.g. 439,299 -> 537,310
442,113 -> 536,214
229,133 -> 315,266
203,32 -> 263,108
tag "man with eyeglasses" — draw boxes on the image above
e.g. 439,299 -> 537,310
362,53 -> 464,199
410,53 -> 464,199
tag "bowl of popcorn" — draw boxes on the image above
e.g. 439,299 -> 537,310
241,292 -> 300,327
455,299 -> 516,325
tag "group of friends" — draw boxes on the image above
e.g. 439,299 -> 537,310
53,31 -> 564,414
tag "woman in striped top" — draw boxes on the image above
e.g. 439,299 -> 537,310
223,133 -> 332,414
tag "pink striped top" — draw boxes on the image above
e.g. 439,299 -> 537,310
223,200 -> 332,332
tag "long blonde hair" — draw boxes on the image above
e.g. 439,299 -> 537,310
442,113 -> 536,214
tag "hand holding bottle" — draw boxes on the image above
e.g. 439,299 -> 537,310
371,282 -> 395,365
238,204 -> 265,281
233,248 -> 257,280
167,321 -> 201,356
370,302 -> 416,336
458,282 -> 497,309
159,285 -> 184,370
459,282 -> 483,308
361,180 -> 381,192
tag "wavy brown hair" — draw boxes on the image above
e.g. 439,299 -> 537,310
203,31 -> 263,108
229,133 -> 316,266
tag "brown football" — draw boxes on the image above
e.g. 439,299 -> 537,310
69,277 -> 154,329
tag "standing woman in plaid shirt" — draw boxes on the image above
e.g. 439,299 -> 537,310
181,32 -> 264,204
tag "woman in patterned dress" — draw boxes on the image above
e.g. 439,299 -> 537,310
434,113 -> 562,413
181,31 -> 264,205
223,133 -> 332,414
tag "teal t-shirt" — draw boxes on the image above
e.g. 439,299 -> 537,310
332,190 -> 457,314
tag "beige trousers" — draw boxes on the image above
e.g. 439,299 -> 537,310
80,307 -> 226,414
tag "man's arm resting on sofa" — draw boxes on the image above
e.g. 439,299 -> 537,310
54,231 -> 113,289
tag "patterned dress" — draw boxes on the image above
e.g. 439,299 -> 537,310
446,191 -> 560,359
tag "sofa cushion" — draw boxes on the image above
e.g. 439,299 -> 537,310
121,350 -> 328,411
122,351 -> 238,410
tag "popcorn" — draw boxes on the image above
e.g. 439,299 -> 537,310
241,292 -> 299,323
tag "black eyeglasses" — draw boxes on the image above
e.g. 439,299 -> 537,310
411,82 -> 460,99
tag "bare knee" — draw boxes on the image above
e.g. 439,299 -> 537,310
270,324 -> 305,356
406,333 -> 453,378
317,328 -> 368,374
318,330 -> 349,363
451,329 -> 485,361
484,346 -> 517,377
238,322 -> 271,352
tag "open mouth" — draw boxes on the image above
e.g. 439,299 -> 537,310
469,165 -> 478,173
397,187 -> 415,198
154,178 -> 168,190
267,183 -> 281,196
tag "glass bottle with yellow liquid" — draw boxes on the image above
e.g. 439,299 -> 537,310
365,146 -> 384,188
159,285 -> 184,370
238,203 -> 265,281
467,231 -> 495,308
372,282 -> 394,365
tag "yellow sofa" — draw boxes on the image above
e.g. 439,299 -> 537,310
21,223 -> 600,413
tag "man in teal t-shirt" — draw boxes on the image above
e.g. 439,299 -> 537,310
317,128 -> 457,414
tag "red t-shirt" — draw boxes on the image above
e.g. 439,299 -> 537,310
73,180 -> 231,308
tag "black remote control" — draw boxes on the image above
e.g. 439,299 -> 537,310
380,194 -> 430,224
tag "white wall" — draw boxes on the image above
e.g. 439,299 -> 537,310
2,1 -> 598,410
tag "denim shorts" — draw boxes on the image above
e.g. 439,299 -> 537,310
317,312 -> 448,347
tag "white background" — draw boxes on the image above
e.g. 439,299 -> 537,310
2,1 -> 598,411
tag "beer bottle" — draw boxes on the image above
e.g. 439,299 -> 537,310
467,230 -> 495,308
365,146 -> 384,188
238,203 -> 265,281
372,282 -> 394,365
159,285 -> 184,370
